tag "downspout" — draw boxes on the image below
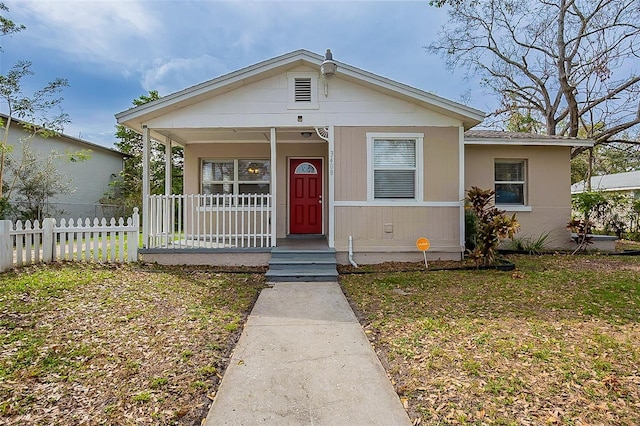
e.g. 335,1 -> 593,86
348,235 -> 358,268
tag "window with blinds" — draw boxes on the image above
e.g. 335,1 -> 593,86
373,139 -> 417,199
494,160 -> 526,205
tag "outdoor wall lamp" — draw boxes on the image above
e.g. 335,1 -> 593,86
320,48 -> 337,97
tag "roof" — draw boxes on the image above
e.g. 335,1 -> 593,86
571,170 -> 640,194
464,129 -> 594,147
1,113 -> 126,158
116,49 -> 485,132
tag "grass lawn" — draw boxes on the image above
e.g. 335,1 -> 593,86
0,263 -> 265,425
341,254 -> 640,425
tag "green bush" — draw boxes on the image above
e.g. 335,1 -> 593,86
466,186 -> 520,266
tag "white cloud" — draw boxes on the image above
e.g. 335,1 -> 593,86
7,0 -> 161,71
142,55 -> 230,95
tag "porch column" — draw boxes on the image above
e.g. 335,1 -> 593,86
142,125 -> 151,248
270,128 -> 277,247
328,126 -> 335,248
164,137 -> 172,240
164,137 -> 172,195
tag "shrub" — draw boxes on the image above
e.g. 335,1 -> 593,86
466,186 -> 520,266
509,232 -> 551,255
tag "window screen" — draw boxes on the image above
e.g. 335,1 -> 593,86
495,160 -> 526,205
373,139 -> 416,199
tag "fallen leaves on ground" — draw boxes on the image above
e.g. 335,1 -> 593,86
342,254 -> 640,425
0,262 -> 265,425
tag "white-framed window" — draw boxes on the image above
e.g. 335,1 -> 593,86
494,160 -> 526,205
202,159 -> 271,203
367,133 -> 424,201
287,72 -> 318,109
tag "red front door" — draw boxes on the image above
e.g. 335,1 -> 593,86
289,159 -> 323,234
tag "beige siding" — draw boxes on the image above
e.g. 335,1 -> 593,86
424,127 -> 460,201
335,206 -> 460,252
465,145 -> 573,248
334,127 -> 368,201
334,126 -> 460,201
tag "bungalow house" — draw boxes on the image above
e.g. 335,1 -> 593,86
1,113 -> 127,220
115,49 -> 592,265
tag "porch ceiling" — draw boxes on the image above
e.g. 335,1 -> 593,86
152,127 -> 325,146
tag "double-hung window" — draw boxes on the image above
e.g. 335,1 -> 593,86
202,159 -> 271,204
494,160 -> 526,205
367,133 -> 423,201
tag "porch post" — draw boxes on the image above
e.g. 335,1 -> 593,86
164,137 -> 172,240
270,128 -> 277,247
164,137 -> 172,195
328,126 -> 335,248
142,125 -> 150,248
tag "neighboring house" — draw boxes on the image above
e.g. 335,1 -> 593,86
115,49 -> 592,265
571,170 -> 640,195
1,113 -> 126,219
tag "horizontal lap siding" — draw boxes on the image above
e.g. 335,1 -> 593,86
334,206 -> 460,252
465,145 -> 573,248
334,126 -> 460,202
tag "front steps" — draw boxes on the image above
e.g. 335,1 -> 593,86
266,247 -> 338,282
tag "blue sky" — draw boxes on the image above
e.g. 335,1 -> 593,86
1,0 -> 487,148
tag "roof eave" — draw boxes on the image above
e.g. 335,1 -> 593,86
464,138 -> 594,147
115,50 -> 322,124
115,49 -> 485,129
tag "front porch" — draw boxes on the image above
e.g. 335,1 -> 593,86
139,126 -> 336,253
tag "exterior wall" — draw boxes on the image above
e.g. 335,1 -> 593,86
333,126 -> 462,257
184,141 -> 327,239
335,206 -> 461,254
465,145 -> 573,248
146,65 -> 461,132
157,64 -> 468,259
4,122 -> 124,218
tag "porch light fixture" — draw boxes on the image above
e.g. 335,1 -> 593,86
320,48 -> 337,97
301,131 -> 313,139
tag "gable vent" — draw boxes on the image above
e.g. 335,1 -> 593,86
294,78 -> 312,102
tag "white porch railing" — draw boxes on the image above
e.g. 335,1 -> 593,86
147,194 -> 273,249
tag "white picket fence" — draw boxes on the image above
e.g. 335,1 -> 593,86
0,208 -> 139,272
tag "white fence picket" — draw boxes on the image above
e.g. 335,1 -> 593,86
0,208 -> 139,272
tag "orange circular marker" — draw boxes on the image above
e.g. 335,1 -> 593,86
416,237 -> 430,251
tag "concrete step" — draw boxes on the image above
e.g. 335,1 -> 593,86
270,248 -> 336,255
267,248 -> 338,282
269,258 -> 336,266
265,267 -> 339,282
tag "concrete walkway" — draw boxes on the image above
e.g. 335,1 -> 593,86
204,282 -> 412,426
